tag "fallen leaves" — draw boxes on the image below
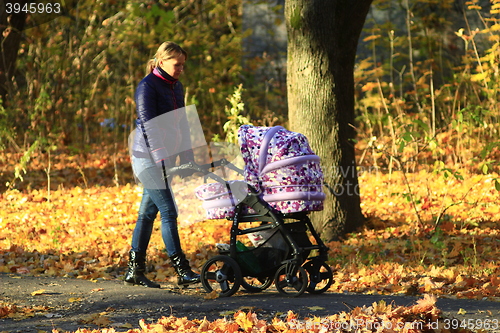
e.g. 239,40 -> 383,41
203,290 -> 218,300
322,167 -> 500,300
330,261 -> 500,300
1,162 -> 500,302
0,302 -> 50,319
31,289 -> 47,296
307,306 -> 325,312
1,148 -> 500,332
39,296 -> 478,333
0,303 -> 17,319
79,312 -> 112,327
410,294 -> 439,319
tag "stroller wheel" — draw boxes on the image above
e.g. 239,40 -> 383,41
303,260 -> 334,294
201,255 -> 242,297
274,264 -> 307,297
241,276 -> 273,293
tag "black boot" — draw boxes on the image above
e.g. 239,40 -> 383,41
124,251 -> 160,288
170,253 -> 201,286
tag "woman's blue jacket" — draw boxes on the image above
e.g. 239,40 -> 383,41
131,67 -> 193,167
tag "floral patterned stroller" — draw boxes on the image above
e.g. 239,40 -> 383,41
173,125 -> 333,297
196,125 -> 325,218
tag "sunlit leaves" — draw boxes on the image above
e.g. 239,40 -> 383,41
2,155 -> 499,302
1,146 -> 500,333
0,302 -> 50,320
37,297 -> 477,333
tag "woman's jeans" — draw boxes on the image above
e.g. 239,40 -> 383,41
131,156 -> 182,257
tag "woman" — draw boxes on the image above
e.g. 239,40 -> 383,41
126,42 -> 200,288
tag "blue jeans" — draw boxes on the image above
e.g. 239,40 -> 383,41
131,156 -> 182,257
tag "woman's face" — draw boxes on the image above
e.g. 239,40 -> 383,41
160,54 -> 185,79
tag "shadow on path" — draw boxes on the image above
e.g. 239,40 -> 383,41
1,274 -> 499,332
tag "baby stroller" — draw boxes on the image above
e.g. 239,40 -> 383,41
167,125 -> 333,297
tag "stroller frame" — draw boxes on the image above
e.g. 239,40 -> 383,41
166,158 -> 333,297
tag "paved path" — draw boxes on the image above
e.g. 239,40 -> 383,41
1,274 -> 499,332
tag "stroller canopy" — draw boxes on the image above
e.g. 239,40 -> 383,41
196,125 -> 325,219
238,125 -> 325,213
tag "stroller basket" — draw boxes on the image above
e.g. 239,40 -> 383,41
235,221 -> 313,276
235,245 -> 285,276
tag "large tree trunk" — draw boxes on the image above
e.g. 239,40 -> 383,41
0,0 -> 28,102
285,0 -> 372,241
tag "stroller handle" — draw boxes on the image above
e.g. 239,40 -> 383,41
164,158 -> 241,182
164,161 -> 205,176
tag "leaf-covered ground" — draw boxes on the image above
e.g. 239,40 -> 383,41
1,148 -> 499,332
2,294 -> 479,333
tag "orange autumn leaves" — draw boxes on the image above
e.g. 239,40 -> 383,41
0,302 -> 50,320
0,185 -> 139,278
0,180 -> 226,282
43,295 -> 475,333
1,149 -> 499,332
1,153 -> 500,299
344,167 -> 500,299
358,168 -> 500,227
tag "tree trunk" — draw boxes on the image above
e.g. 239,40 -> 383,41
0,0 -> 27,103
285,0 -> 373,241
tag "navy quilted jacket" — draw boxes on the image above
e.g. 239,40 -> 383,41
131,66 -> 193,166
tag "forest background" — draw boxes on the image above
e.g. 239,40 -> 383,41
1,0 -> 500,324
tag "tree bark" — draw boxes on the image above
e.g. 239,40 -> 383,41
285,0 -> 373,241
0,0 -> 28,102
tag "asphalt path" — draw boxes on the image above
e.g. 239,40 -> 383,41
1,274 -> 499,332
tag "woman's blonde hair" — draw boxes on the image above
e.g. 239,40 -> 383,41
146,41 -> 187,74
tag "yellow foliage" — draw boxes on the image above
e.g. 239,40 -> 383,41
0,149 -> 499,332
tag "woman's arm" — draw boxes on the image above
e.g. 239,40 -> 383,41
135,79 -> 172,167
